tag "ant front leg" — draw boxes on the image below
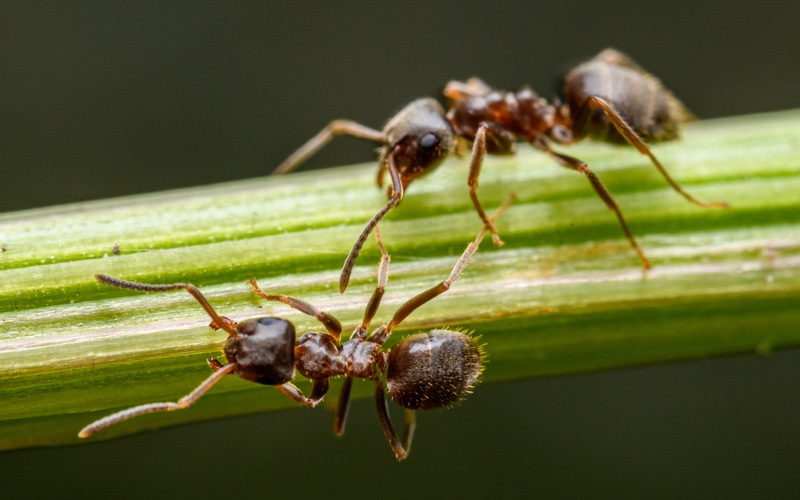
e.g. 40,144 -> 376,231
339,145 -> 405,293
248,279 -> 343,342
272,120 -> 385,175
533,139 -> 652,270
468,123 -> 517,247
79,363 -> 238,438
276,378 -> 331,408
94,274 -> 238,337
583,96 -> 728,209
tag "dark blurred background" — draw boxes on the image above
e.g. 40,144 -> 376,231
2,1 -> 799,498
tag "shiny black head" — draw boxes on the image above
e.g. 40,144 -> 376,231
224,317 -> 296,385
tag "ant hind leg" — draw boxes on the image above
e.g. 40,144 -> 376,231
584,96 -> 727,209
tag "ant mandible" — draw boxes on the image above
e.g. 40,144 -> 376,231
78,196 -> 513,460
444,48 -> 729,269
274,48 -> 727,284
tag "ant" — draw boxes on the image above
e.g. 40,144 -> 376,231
274,48 -> 727,285
444,48 -> 728,269
78,196 -> 513,460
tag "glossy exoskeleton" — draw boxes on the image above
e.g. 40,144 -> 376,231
275,48 -> 727,281
444,48 -> 728,268
78,198 -> 512,460
273,98 -> 503,293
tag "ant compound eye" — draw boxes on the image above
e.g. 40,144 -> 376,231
419,133 -> 439,151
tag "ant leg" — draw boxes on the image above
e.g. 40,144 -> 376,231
402,409 -> 417,456
94,274 -> 238,336
276,378 -> 330,408
333,376 -> 354,436
469,124 -> 499,246
333,229 -> 390,436
373,376 -> 408,460
368,194 -> 514,344
78,362 -> 237,438
469,123 -> 517,246
208,316 -> 237,332
339,145 -> 405,293
356,226 -> 390,337
207,357 -> 224,371
272,120 -> 384,175
534,142 -> 652,269
248,279 -> 342,342
584,96 -> 727,208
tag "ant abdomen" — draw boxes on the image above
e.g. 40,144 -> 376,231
386,329 -> 483,410
565,52 -> 693,144
224,317 -> 296,385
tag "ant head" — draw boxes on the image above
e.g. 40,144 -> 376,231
224,317 -> 296,385
385,329 -> 483,410
383,98 -> 456,182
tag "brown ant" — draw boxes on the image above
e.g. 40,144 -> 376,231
78,197 -> 512,460
274,48 -> 727,283
445,48 -> 728,268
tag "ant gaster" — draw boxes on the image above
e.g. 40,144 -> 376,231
78,197 -> 512,460
274,48 -> 727,283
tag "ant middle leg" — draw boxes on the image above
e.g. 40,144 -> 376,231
583,96 -> 728,209
78,362 -> 238,438
369,193 -> 514,342
276,378 -> 330,408
272,120 -> 384,175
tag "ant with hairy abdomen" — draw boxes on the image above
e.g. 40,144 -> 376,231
444,48 -> 728,269
274,48 -> 727,281
78,196 -> 513,460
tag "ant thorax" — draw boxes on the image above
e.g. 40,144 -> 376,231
449,87 -> 573,147
294,332 -> 346,379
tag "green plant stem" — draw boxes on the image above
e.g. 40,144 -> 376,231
1,109 -> 799,451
